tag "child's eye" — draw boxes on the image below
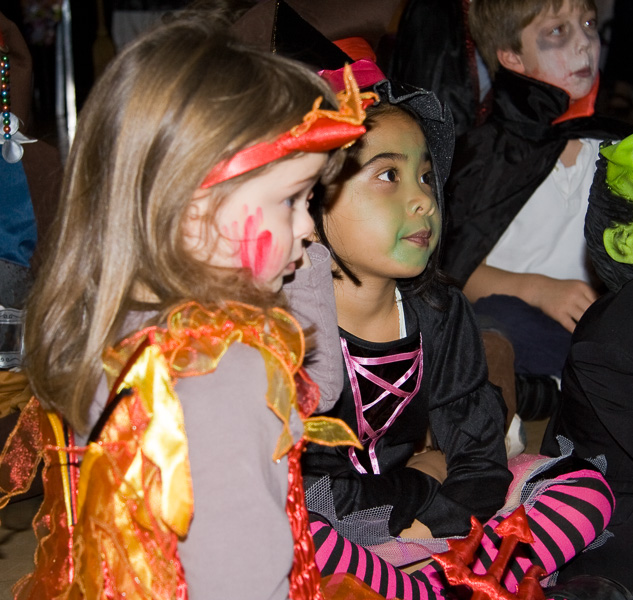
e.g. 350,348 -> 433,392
550,23 -> 567,36
377,168 -> 398,183
421,171 -> 434,186
583,18 -> 597,30
284,189 -> 313,209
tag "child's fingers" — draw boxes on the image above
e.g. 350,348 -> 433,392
539,278 -> 598,333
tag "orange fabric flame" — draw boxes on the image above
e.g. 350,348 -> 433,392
432,506 -> 546,600
0,301 -> 360,599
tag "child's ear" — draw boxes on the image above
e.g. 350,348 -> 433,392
497,48 -> 526,74
182,189 -> 212,257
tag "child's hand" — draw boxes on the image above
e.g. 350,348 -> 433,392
406,450 -> 447,484
531,276 -> 598,333
464,265 -> 598,334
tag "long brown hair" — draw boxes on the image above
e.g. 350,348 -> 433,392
25,13 -> 338,433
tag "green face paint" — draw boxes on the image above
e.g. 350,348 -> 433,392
604,223 -> 633,264
601,135 -> 633,201
600,134 -> 633,264
324,111 -> 441,284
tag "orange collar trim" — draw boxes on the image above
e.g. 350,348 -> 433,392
552,74 -> 599,125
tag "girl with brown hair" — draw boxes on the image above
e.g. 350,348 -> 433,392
0,11 -> 369,599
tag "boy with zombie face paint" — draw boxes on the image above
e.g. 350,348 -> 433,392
541,135 -> 633,590
442,0 -> 633,415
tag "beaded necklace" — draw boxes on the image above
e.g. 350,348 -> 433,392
1,36 -> 10,143
0,29 -> 25,164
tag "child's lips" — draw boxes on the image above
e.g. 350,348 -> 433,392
283,254 -> 303,275
403,229 -> 432,247
573,67 -> 593,78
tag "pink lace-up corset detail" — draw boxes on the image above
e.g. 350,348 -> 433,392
341,334 -> 423,475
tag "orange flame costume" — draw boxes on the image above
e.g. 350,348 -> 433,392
0,302 -> 361,599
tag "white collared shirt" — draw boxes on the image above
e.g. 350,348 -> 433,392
486,138 -> 601,282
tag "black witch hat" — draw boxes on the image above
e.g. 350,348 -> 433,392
234,0 -> 454,192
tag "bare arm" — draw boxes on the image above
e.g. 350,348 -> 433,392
463,262 -> 598,333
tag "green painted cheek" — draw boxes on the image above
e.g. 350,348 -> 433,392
391,244 -> 428,268
391,237 -> 439,271
600,136 -> 633,264
601,135 -> 633,201
604,224 -> 633,264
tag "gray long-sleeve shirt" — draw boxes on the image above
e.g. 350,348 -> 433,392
82,243 -> 342,599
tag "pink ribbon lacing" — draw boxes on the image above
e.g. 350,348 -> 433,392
341,335 -> 423,475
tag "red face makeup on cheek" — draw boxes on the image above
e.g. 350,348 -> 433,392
227,207 -> 282,279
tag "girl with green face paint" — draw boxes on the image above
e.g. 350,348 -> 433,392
319,106 -> 442,340
303,73 -> 617,600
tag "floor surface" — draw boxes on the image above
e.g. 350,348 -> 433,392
0,496 -> 40,599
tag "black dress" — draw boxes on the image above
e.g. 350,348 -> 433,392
541,280 -> 633,587
302,285 -> 511,540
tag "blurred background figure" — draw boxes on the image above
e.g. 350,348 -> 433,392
110,0 -> 189,50
388,0 -> 491,139
601,0 -> 633,119
0,10 -> 61,496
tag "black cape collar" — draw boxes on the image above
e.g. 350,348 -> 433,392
492,68 -> 631,143
492,68 -> 569,141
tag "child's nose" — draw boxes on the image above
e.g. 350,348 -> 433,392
407,190 -> 436,217
576,26 -> 593,51
295,205 -> 315,240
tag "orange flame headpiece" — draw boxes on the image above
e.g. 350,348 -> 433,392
201,64 -> 376,189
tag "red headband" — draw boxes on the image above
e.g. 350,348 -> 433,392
201,64 -> 376,189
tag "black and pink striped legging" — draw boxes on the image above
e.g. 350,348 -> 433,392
309,457 -> 614,599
